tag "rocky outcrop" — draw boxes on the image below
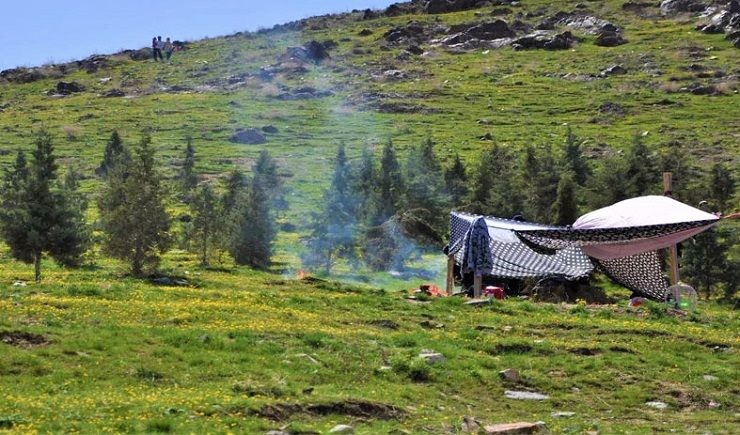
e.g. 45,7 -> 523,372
596,30 -> 627,46
537,11 -> 620,35
55,81 -> 84,95
0,67 -> 46,83
282,40 -> 332,64
660,0 -> 709,15
512,31 -> 578,50
695,1 -> 740,47
229,128 -> 267,145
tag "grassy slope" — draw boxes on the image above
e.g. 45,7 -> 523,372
0,0 -> 739,433
0,255 -> 738,433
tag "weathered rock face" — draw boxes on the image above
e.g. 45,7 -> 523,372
282,40 -> 331,64
425,0 -> 495,15
660,0 -> 708,16
538,11 -> 619,34
512,31 -> 577,50
596,30 -> 627,46
695,0 -> 740,46
0,67 -> 46,83
230,128 -> 267,144
77,55 -> 109,73
56,81 -> 84,95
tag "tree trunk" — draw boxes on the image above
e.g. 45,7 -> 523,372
34,252 -> 42,282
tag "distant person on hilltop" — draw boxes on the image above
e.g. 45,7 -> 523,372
164,37 -> 174,60
152,36 -> 163,61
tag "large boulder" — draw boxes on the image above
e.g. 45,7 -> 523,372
660,0 -> 708,16
466,20 -> 516,39
0,67 -> 46,83
696,1 -> 740,35
425,0 -> 482,14
512,31 -> 577,50
230,129 -> 267,145
595,30 -> 627,46
283,40 -> 331,64
56,81 -> 84,95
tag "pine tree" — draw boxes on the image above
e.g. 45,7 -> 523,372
589,153 -> 630,209
444,153 -> 468,207
229,173 -> 275,269
405,137 -> 450,233
353,144 -> 377,222
222,169 -> 247,214
521,144 -> 559,222
50,168 -> 91,268
562,127 -> 591,186
98,133 -> 171,276
468,144 -> 522,217
552,172 -> 578,225
0,131 -> 89,281
682,229 -> 728,300
253,150 -> 287,214
179,137 -> 198,194
373,139 -> 404,224
190,183 -> 220,266
98,130 -> 128,177
303,144 -> 358,273
625,133 -> 659,197
708,163 -> 735,212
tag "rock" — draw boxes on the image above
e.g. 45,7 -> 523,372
383,69 -> 408,80
483,421 -> 547,434
466,298 -> 492,306
512,31 -> 576,50
419,349 -> 446,364
407,44 -> 425,55
262,125 -> 278,134
492,8 -> 513,16
599,102 -> 626,116
703,374 -> 719,381
101,89 -> 125,98
538,12 -> 620,35
708,400 -> 721,408
229,128 -> 267,144
504,390 -> 549,400
461,415 -> 484,432
0,67 -> 46,83
499,368 -> 521,383
596,30 -> 627,46
76,55 -> 108,73
600,64 -> 628,76
56,81 -> 84,94
359,28 -> 373,36
645,401 -> 668,409
283,40 -> 331,64
684,83 -> 716,95
425,0 -> 480,15
420,320 -> 444,329
264,431 -> 291,435
551,411 -> 575,418
660,0 -> 708,16
466,20 -> 516,39
329,424 -> 354,433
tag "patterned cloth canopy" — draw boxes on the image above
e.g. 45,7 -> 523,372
448,196 -> 721,299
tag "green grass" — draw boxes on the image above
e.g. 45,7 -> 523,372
0,1 -> 739,432
0,253 -> 737,433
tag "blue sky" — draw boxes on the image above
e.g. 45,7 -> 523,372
0,0 -> 398,71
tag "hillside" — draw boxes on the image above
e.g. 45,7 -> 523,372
0,1 -> 739,433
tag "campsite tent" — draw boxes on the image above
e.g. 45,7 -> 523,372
447,196 -> 721,299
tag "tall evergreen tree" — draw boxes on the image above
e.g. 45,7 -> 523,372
253,150 -> 287,214
222,168 -> 247,214
373,140 -> 404,224
521,144 -> 559,222
625,133 -> 659,197
189,183 -> 220,266
589,153 -> 630,209
552,172 -> 578,225
0,131 -> 89,281
562,127 -> 591,186
708,163 -> 735,212
444,153 -> 469,207
354,144 -> 377,222
468,144 -> 522,217
303,144 -> 358,273
179,137 -> 198,194
405,137 -> 450,233
98,130 -> 128,177
229,172 -> 275,269
98,133 -> 171,276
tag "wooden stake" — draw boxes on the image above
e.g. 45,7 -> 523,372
446,255 -> 455,295
663,172 -> 680,285
473,273 -> 482,299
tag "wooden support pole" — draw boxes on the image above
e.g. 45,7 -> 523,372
473,273 -> 482,299
663,172 -> 680,285
446,255 -> 455,295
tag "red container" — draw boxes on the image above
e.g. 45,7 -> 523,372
484,286 -> 505,300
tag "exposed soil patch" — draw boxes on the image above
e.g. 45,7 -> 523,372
256,400 -> 404,421
0,331 -> 49,348
569,347 -> 601,356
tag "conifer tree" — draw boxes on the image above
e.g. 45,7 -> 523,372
179,137 -> 197,194
229,172 -> 275,269
521,144 -> 559,222
373,139 -> 404,224
444,153 -> 468,207
222,168 -> 247,214
98,133 -> 171,276
589,153 -> 630,209
562,127 -> 591,186
98,130 -> 128,177
354,144 -> 377,222
0,131 -> 89,281
405,137 -> 450,233
189,183 -> 220,266
552,172 -> 578,225
303,144 -> 358,273
468,144 -> 522,217
708,163 -> 735,212
625,133 -> 659,197
253,150 -> 287,214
